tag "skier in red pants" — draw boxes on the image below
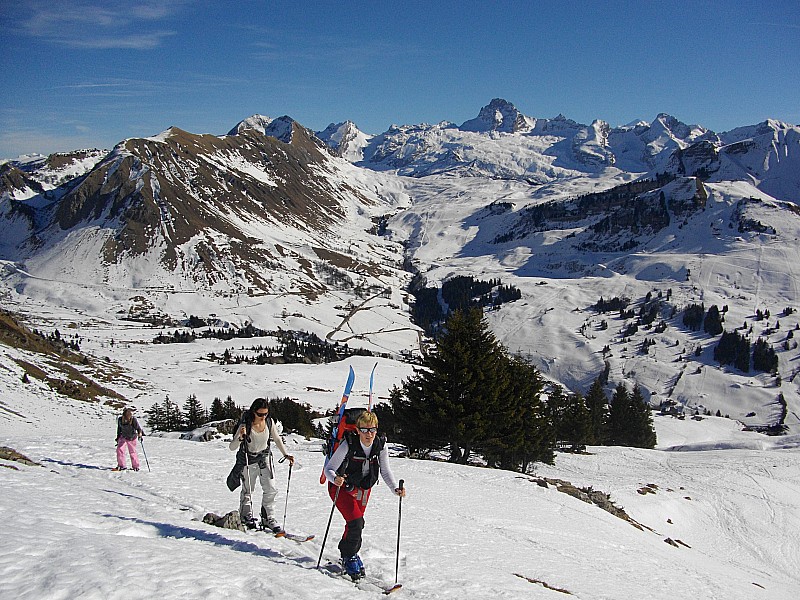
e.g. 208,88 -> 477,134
324,411 -> 406,580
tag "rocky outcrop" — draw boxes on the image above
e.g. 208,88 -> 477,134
531,476 -> 650,530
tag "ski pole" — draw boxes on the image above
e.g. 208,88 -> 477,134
280,457 -> 293,531
394,479 -> 404,585
243,437 -> 255,525
139,436 -> 151,472
317,483 -> 343,569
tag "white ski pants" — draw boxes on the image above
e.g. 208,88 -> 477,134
239,462 -> 278,520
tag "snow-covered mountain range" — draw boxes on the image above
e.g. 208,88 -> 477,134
3,99 -> 800,599
2,99 -> 800,434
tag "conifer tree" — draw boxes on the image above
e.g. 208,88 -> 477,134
584,376 -> 609,444
145,401 -> 166,431
559,392 -> 592,451
395,308 -> 510,464
151,395 -> 184,431
752,338 -> 778,373
222,395 -> 241,420
483,355 -> 552,470
607,383 -> 656,448
606,383 -> 632,446
389,381 -> 443,459
267,397 -> 317,437
545,384 -> 570,444
704,305 -> 724,335
209,397 -> 225,421
511,356 -> 553,468
628,385 -> 657,448
183,394 -> 207,430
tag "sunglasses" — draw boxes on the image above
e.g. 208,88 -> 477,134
255,411 -> 268,417
358,426 -> 378,433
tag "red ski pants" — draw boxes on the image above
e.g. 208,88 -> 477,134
328,483 -> 372,558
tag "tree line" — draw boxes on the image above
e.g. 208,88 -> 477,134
144,394 -> 320,437
411,275 -> 522,336
153,324 -> 385,364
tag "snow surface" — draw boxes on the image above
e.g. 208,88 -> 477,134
2,367 -> 799,600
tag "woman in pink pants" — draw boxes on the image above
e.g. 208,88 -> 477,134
115,408 -> 144,471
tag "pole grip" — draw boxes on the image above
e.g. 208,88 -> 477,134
399,479 -> 405,490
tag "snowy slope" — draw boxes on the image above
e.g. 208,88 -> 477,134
1,373 -> 799,600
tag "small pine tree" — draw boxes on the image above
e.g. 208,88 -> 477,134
183,394 -> 208,430
209,397 -> 225,421
145,401 -> 166,431
222,395 -> 241,420
703,305 -> 723,336
162,396 -> 185,431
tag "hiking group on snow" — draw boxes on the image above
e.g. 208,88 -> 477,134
113,367 -> 407,587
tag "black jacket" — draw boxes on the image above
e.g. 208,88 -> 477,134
337,432 -> 386,490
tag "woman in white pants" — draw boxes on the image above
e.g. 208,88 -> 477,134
229,398 -> 294,532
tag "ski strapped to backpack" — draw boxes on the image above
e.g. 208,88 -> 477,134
368,361 -> 377,410
320,365 -> 356,484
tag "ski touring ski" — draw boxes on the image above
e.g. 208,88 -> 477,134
367,361 -> 378,410
275,532 -> 315,543
319,365 -> 356,484
322,562 -> 402,595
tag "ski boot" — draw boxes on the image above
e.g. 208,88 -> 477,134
343,555 -> 365,581
261,514 -> 284,534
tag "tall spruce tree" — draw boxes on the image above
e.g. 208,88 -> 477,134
395,308 -> 510,464
559,393 -> 592,451
607,383 -> 656,448
704,305 -> 724,335
628,385 -> 657,448
545,385 -> 570,443
389,383 -> 441,458
606,383 -> 632,446
159,396 -> 184,431
483,355 -> 552,470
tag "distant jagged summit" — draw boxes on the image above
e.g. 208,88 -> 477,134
230,115 -> 317,145
460,98 -> 536,133
316,121 -> 372,162
227,114 -> 273,136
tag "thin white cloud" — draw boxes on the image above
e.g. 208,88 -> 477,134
246,27 -> 422,71
13,0 -> 187,50
59,31 -> 176,50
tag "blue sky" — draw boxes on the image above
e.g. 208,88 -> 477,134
1,0 -> 799,158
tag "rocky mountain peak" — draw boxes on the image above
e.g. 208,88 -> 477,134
316,121 -> 372,161
227,114 -> 273,136
460,98 -> 536,133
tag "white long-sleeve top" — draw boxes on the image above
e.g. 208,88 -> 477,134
229,419 -> 289,458
324,438 -> 399,491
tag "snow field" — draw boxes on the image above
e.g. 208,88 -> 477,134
2,414 -> 799,599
